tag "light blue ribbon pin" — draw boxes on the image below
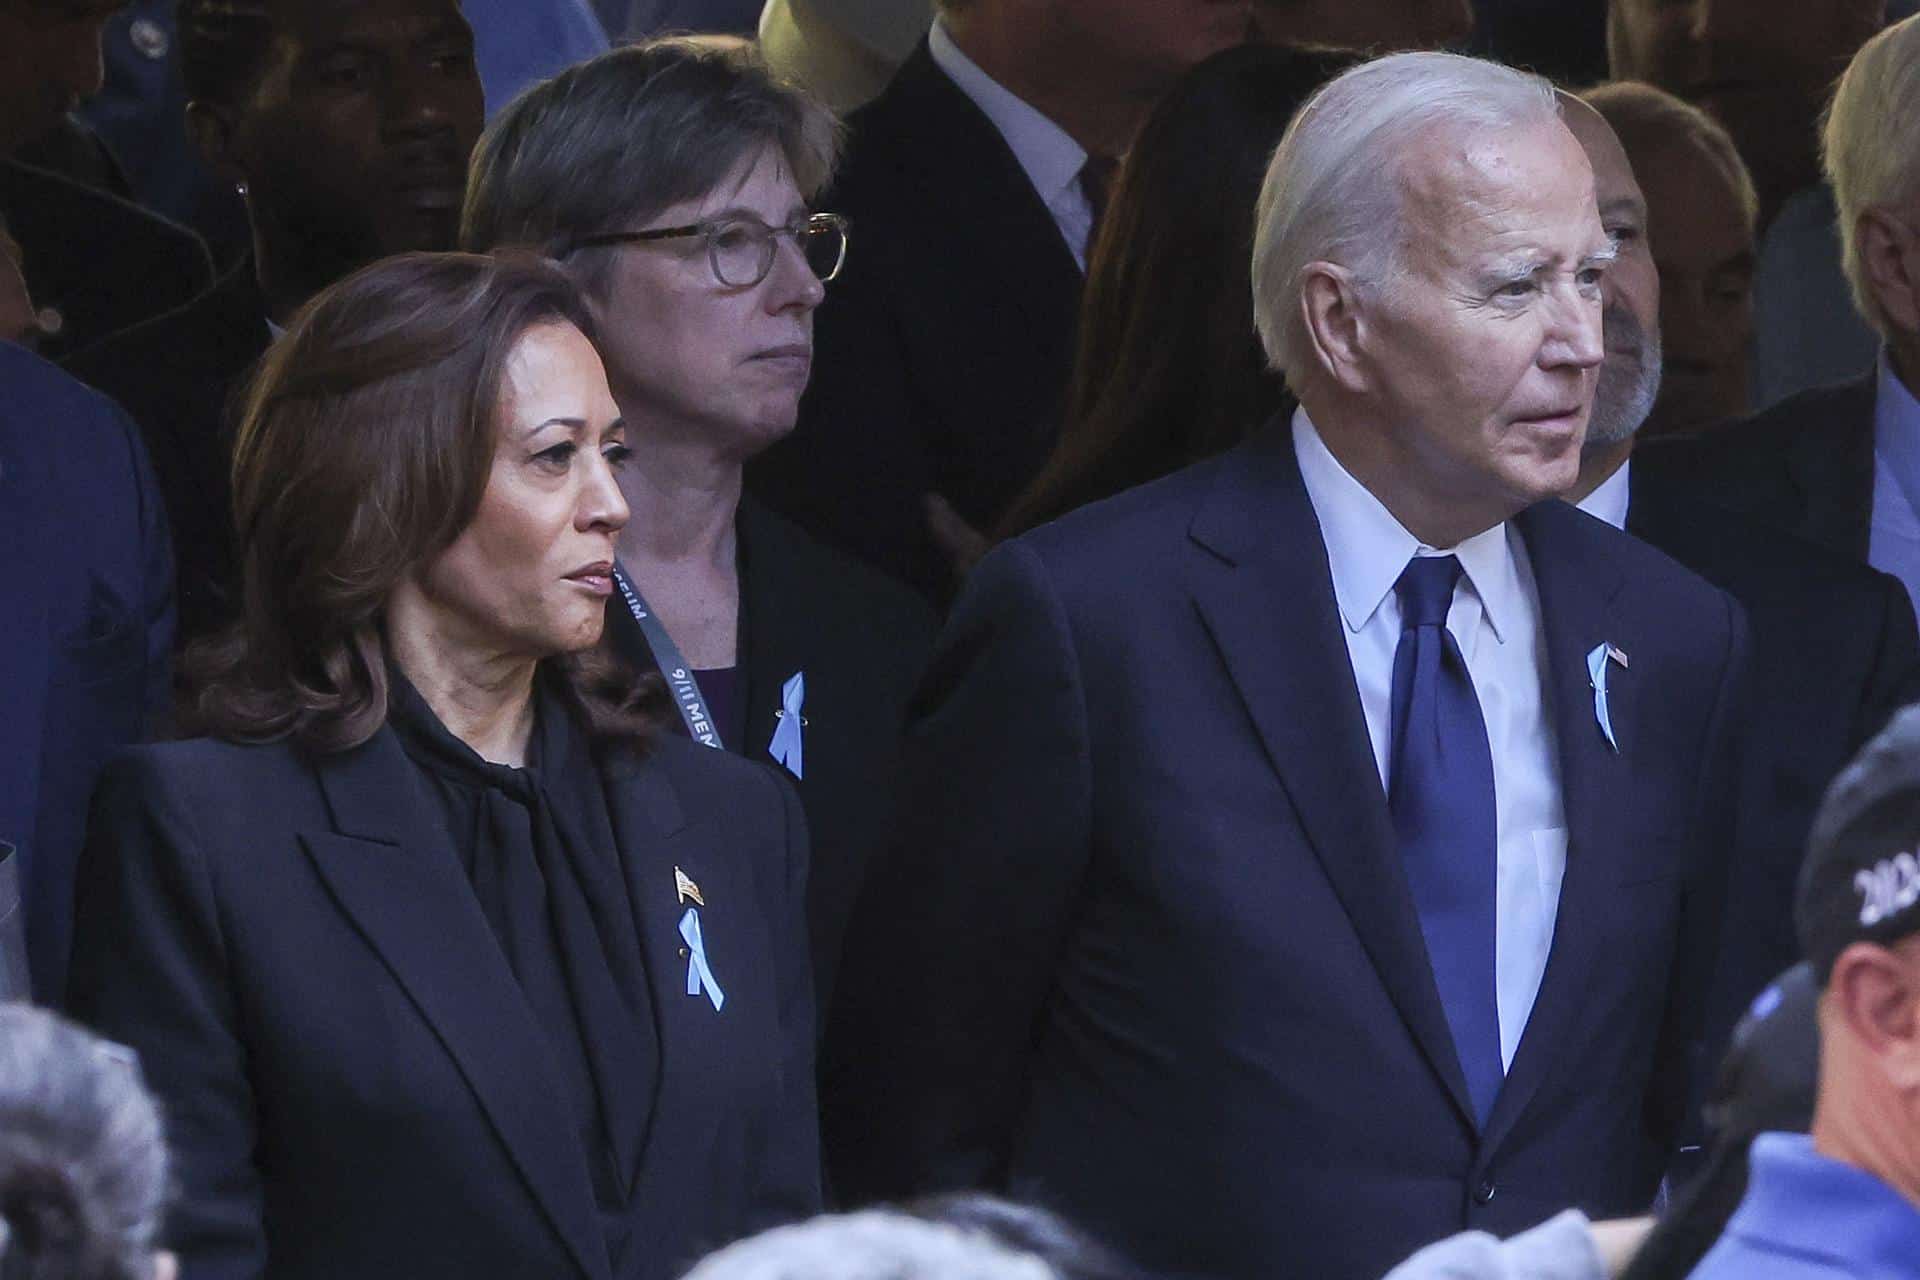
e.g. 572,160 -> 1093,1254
679,907 -> 724,1011
1586,643 -> 1619,753
768,671 -> 805,780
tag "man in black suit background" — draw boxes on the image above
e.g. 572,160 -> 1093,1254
826,52 -> 1746,1279
1556,91 -> 1920,1059
1641,14 -> 1920,616
66,0 -> 486,649
746,0 -> 1247,599
0,0 -> 211,358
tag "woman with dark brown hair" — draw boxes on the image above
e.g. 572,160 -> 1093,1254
65,252 -> 821,1280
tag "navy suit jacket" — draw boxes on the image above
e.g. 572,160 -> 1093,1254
1637,374 -> 1877,562
1625,464 -> 1919,1053
747,41 -> 1084,600
825,426 -> 1748,1279
0,342 -> 172,1000
69,726 -> 820,1280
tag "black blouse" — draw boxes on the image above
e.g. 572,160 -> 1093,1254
387,670 -> 659,1277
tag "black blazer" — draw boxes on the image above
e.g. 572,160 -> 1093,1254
0,344 -> 172,1001
1638,373 -> 1878,561
68,725 -> 821,1280
1,159 -> 212,360
747,41 -> 1085,600
1626,463 -> 1920,1050
605,499 -> 937,1005
825,427 -> 1748,1280
65,258 -> 272,648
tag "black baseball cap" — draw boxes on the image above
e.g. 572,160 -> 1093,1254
1797,705 -> 1920,984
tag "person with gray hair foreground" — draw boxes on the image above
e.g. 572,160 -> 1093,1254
1688,705 -> 1920,1276
824,49 -> 1746,1280
0,1004 -> 175,1280
681,1210 -> 1053,1280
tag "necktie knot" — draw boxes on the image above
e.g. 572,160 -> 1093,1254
1395,555 -> 1463,631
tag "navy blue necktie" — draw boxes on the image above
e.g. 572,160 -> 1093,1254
1388,555 -> 1503,1126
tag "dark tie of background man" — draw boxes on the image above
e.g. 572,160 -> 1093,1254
1389,554 -> 1503,1126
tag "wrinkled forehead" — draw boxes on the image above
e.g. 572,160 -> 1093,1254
1394,119 -> 1605,265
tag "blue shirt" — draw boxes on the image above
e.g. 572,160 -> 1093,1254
1690,1133 -> 1920,1279
1869,351 -> 1920,618
464,0 -> 609,116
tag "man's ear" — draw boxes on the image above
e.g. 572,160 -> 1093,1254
1829,940 -> 1920,1090
1301,261 -> 1373,394
1856,206 -> 1920,337
186,99 -> 244,186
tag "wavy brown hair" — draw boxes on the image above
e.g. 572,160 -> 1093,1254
183,251 -> 660,752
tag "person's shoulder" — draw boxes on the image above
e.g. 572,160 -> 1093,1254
1014,447 -> 1244,574
94,736 -> 314,818
0,343 -> 141,454
1641,376 -> 1876,478
63,268 -> 233,379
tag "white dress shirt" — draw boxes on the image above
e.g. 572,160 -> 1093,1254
927,19 -> 1096,271
1572,458 -> 1632,532
1870,351 -> 1920,616
1293,409 -> 1568,1069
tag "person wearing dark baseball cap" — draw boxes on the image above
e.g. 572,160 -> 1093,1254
1690,704 -> 1920,1277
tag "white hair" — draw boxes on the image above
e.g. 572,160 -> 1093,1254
680,1210 -> 1060,1280
1823,14 -> 1920,339
1250,51 -> 1561,379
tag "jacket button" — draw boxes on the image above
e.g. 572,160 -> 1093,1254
1474,1180 -> 1496,1205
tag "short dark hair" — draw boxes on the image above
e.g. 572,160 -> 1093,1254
184,251 -> 660,751
176,0 -> 275,107
462,37 -> 841,297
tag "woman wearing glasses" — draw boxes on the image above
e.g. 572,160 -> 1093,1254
464,39 -> 935,1011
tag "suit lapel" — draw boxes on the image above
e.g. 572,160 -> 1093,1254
1483,501 -> 1629,1152
303,731 -> 608,1280
1186,430 -> 1477,1128
598,751 -> 719,1214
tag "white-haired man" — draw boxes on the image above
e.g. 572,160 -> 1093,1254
1557,92 -> 1919,1066
1652,15 -> 1920,617
825,52 -> 1748,1280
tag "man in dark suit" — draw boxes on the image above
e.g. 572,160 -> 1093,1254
825,53 -> 1747,1280
1559,93 -> 1920,1060
0,1 -> 212,358
746,0 -> 1245,599
66,0 -> 485,648
1638,14 -> 1920,618
0,342 -> 173,1002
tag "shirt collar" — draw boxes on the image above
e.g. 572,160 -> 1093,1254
1731,1133 -> 1920,1276
1291,406 -> 1520,645
1572,458 -> 1632,531
927,18 -> 1088,210
1875,348 -> 1920,515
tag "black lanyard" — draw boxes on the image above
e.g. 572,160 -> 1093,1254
611,563 -> 724,751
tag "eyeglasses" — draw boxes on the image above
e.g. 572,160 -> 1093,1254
566,212 -> 850,288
